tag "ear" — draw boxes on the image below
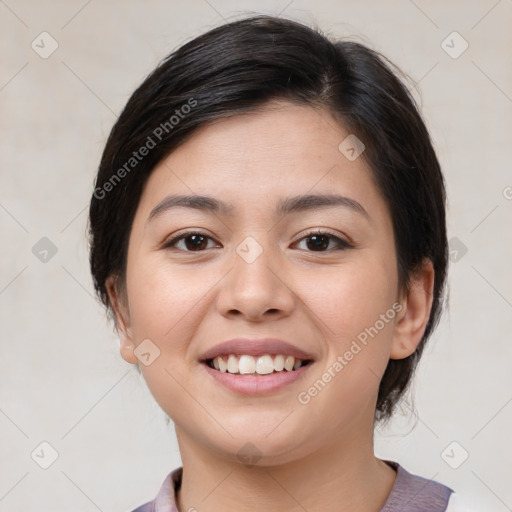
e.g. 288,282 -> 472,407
105,275 -> 138,364
390,259 -> 435,360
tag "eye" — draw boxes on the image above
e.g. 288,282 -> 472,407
294,230 -> 352,252
163,230 -> 219,252
163,229 -> 352,253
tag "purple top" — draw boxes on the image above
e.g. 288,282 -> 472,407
130,460 -> 453,512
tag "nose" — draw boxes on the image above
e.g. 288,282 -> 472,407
215,237 -> 296,322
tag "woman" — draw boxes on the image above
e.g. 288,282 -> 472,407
89,14 -> 474,512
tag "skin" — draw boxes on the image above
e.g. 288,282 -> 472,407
107,100 -> 434,512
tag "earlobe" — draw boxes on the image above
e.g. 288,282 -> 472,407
119,339 -> 138,365
105,275 -> 138,365
390,259 -> 435,360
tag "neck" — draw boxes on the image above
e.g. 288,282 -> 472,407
174,421 -> 396,512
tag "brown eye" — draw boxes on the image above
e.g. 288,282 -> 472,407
305,234 -> 330,251
295,230 -> 352,252
163,232 -> 218,252
163,230 -> 352,253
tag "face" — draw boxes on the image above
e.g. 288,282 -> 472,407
108,100 -> 433,466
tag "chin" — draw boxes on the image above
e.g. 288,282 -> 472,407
208,430 -> 313,468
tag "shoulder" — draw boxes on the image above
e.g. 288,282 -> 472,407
381,460 -> 453,511
382,460 -> 481,512
126,467 -> 182,512
384,461 -> 453,510
129,502 -> 154,512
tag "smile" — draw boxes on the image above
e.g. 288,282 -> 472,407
201,355 -> 314,395
206,354 -> 311,375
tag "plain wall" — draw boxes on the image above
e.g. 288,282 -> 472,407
1,0 -> 511,510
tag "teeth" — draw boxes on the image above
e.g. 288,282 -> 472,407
218,357 -> 228,373
210,354 -> 307,375
256,355 -> 274,374
274,354 -> 284,371
284,355 -> 295,371
239,355 -> 256,374
227,354 -> 238,374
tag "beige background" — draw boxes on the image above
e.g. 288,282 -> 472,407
1,0 -> 511,510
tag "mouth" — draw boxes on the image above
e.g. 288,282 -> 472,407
198,338 -> 316,394
201,355 -> 314,395
203,354 -> 314,376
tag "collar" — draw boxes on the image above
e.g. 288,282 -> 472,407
136,460 -> 453,512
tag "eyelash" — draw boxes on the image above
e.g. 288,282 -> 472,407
162,229 -> 353,253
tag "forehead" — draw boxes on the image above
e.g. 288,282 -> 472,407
134,101 -> 388,224
170,101 -> 350,176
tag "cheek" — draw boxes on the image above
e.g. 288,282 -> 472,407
124,258 -> 211,416
299,250 -> 399,406
126,256 -> 207,342
307,253 -> 398,341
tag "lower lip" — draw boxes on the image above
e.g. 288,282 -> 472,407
201,362 -> 313,395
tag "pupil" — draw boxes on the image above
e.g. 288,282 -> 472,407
186,235 -> 207,251
308,235 -> 328,251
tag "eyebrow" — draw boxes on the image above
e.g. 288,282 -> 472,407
147,193 -> 370,223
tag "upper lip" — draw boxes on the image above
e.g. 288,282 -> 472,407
199,338 -> 315,361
